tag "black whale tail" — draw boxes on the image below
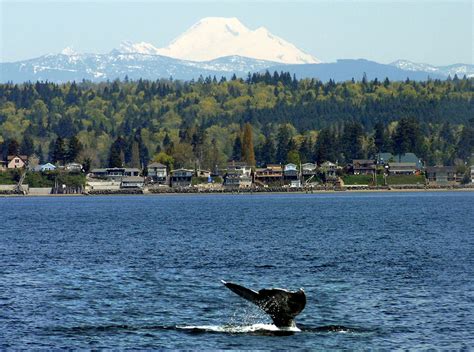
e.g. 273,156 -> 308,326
221,280 -> 306,328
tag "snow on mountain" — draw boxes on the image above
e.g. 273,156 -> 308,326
118,41 -> 161,55
0,51 -> 282,83
60,46 -> 79,56
119,17 -> 319,64
390,59 -> 474,78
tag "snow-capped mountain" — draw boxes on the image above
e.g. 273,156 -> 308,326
1,16 -> 471,83
0,51 -> 280,83
119,17 -> 319,64
118,41 -> 161,56
390,60 -> 474,78
1,51 -> 449,84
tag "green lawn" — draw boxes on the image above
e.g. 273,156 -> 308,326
0,170 -> 85,187
343,174 -> 384,186
386,175 -> 425,185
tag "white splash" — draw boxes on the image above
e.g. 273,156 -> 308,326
178,324 -> 301,333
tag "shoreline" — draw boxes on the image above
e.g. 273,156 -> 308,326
1,187 -> 474,197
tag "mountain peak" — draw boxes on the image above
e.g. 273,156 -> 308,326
195,16 -> 243,26
60,46 -> 78,56
118,40 -> 160,55
155,17 -> 319,64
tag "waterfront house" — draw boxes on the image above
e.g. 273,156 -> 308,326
147,162 -> 168,184
227,161 -> 252,176
171,168 -> 194,187
352,159 -> 376,175
301,162 -> 318,184
284,163 -> 298,176
320,161 -> 338,179
121,176 -> 145,189
425,166 -> 460,185
254,164 -> 283,186
65,163 -> 83,172
7,155 -> 27,169
301,163 -> 317,174
387,162 -> 417,175
90,167 -> 140,180
377,152 -> 423,169
224,162 -> 252,188
196,169 -> 212,178
283,163 -> 299,184
39,163 -> 57,172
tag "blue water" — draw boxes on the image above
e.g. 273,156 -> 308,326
1,192 -> 473,349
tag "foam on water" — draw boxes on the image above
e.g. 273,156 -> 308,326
178,323 -> 301,333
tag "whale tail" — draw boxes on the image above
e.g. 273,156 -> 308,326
221,280 -> 306,328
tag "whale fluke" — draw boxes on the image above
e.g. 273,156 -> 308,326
221,280 -> 306,328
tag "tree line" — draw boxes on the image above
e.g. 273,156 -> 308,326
0,74 -> 473,172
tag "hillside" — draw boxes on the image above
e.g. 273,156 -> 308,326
0,75 -> 473,170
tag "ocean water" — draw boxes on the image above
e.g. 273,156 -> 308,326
1,192 -> 473,349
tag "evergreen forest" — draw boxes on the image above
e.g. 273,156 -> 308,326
1,73 -> 473,172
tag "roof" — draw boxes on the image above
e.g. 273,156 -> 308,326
148,162 -> 166,168
353,159 -> 375,164
121,176 -> 144,182
425,166 -> 456,173
388,162 -> 417,167
171,168 -> 194,173
265,164 -> 282,171
302,163 -> 317,169
378,152 -> 422,167
227,161 -> 249,167
123,168 -> 140,172
321,161 -> 336,167
91,168 -> 107,173
7,155 -> 27,161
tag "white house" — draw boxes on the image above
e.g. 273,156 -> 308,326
65,163 -> 83,172
40,163 -> 57,172
121,176 -> 145,189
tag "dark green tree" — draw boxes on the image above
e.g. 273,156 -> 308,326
392,117 -> 423,158
52,137 -> 66,164
341,121 -> 365,161
108,137 -> 126,168
276,125 -> 292,163
67,135 -> 83,163
20,135 -> 35,156
314,128 -> 338,163
232,135 -> 242,161
374,122 -> 389,153
7,139 -> 20,156
260,137 -> 276,166
456,119 -> 474,161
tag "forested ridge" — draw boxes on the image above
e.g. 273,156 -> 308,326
1,73 -> 473,171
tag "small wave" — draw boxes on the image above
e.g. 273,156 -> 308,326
43,323 -> 364,336
300,324 -> 371,334
178,323 -> 301,334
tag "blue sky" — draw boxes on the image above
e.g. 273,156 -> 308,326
0,0 -> 472,65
